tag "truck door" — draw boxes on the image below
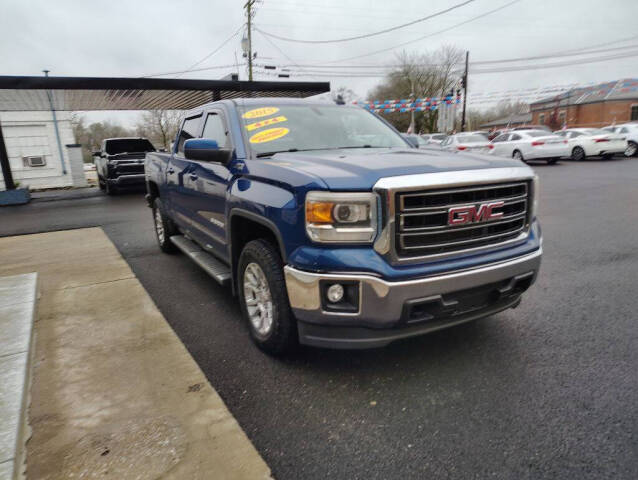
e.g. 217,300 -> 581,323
167,114 -> 202,231
184,110 -> 232,261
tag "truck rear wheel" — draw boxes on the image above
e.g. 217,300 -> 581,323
152,197 -> 177,253
238,239 -> 297,355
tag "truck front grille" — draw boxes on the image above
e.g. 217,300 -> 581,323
395,181 -> 530,257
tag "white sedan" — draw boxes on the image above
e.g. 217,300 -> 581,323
554,128 -> 626,160
489,130 -> 568,164
439,133 -> 493,153
601,123 -> 638,157
420,133 -> 448,145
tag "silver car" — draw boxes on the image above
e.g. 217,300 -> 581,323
439,133 -> 493,153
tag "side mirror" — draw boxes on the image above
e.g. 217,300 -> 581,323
92,150 -> 102,157
184,138 -> 233,165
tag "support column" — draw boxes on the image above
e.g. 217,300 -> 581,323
0,120 -> 16,191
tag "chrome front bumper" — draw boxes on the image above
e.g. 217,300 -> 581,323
284,248 -> 541,348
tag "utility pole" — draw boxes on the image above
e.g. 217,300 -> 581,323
244,0 -> 255,81
461,50 -> 469,132
43,70 -> 67,174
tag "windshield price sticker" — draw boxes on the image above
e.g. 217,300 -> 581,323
242,107 -> 280,119
249,127 -> 290,144
245,115 -> 287,131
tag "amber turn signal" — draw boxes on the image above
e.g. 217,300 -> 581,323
306,201 -> 334,224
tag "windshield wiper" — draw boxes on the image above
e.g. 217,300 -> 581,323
255,148 -> 299,158
336,145 -> 374,149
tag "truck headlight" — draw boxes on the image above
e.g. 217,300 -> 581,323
305,191 -> 377,243
531,175 -> 539,220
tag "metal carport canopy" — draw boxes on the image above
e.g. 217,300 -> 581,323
0,75 -> 330,191
0,75 -> 330,111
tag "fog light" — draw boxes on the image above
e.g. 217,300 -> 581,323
326,283 -> 344,303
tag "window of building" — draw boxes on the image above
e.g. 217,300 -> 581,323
631,105 -> 638,121
539,114 -> 545,125
558,111 -> 566,126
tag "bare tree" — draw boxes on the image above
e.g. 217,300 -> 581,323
367,46 -> 463,133
466,100 -> 529,130
136,110 -> 183,150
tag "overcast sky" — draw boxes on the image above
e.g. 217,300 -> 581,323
2,0 -> 637,126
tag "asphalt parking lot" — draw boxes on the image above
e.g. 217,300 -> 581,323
1,158 -> 637,479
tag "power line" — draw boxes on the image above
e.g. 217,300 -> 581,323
309,0 -> 523,64
471,49 -> 638,73
142,63 -> 246,78
256,47 -> 638,78
144,26 -> 243,78
267,42 -> 638,71
254,0 -> 476,44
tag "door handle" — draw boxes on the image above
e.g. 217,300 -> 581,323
189,173 -> 199,180
167,168 -> 175,174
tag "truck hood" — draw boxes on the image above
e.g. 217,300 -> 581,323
256,148 -> 525,190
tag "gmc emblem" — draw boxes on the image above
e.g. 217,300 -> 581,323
448,201 -> 505,226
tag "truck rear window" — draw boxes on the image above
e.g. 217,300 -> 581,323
105,139 -> 155,154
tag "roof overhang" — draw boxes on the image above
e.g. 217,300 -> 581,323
0,75 -> 330,111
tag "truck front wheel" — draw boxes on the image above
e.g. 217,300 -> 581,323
238,239 -> 297,355
152,197 -> 177,253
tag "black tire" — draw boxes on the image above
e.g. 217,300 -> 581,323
625,141 -> 637,158
571,146 -> 585,161
105,180 -> 117,196
152,197 -> 178,253
238,239 -> 297,355
512,150 -> 525,162
547,158 -> 558,165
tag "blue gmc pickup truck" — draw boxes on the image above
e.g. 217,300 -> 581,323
145,98 -> 542,354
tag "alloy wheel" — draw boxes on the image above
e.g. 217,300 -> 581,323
154,208 -> 165,244
243,262 -> 274,336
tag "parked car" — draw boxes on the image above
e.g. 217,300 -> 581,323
488,129 -> 511,141
440,133 -> 493,153
553,128 -> 626,160
489,130 -> 568,164
94,137 -> 156,195
145,98 -> 541,354
601,123 -> 638,157
420,133 -> 447,145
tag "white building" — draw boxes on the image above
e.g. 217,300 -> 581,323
0,111 -> 86,191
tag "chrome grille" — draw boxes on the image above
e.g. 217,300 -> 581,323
396,181 -> 530,257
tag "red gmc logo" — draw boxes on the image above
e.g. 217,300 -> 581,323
448,201 -> 505,226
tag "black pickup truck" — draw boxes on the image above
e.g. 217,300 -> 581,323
94,137 -> 156,195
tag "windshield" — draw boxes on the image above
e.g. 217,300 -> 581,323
456,134 -> 486,143
432,134 -> 447,140
236,104 -> 407,155
583,129 -> 607,135
105,139 -> 155,154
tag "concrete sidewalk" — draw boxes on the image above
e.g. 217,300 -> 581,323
0,228 -> 271,479
0,273 -> 37,480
